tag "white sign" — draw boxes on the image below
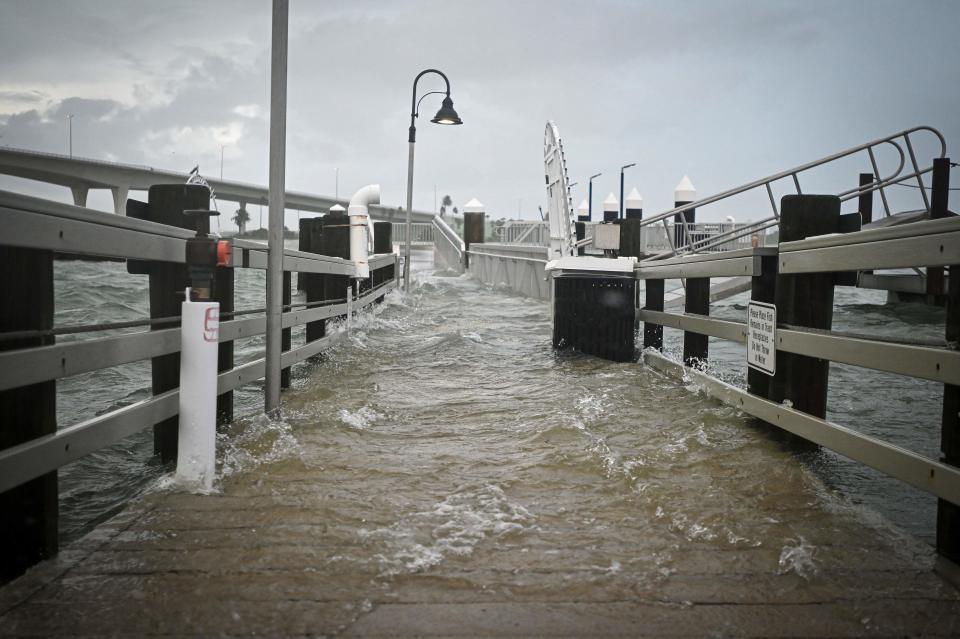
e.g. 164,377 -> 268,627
747,301 -> 776,376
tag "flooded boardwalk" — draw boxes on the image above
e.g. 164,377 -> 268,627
2,264 -> 960,637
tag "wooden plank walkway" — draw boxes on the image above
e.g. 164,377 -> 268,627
2,432 -> 960,638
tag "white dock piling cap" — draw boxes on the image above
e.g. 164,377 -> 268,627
603,192 -> 618,211
577,198 -> 589,215
464,197 -> 484,213
330,203 -> 346,213
625,187 -> 643,209
675,175 -> 696,203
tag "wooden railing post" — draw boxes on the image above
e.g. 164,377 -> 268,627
140,184 -> 210,462
939,260 -> 960,563
769,194 -> 840,419
463,209 -> 485,270
927,158 -> 951,302
683,278 -> 710,368
321,206 -> 350,324
0,245 -> 56,582
747,253 -> 778,400
643,279 -> 664,351
281,270 -> 291,389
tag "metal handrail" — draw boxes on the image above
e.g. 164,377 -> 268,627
432,215 -> 464,253
638,126 -> 947,248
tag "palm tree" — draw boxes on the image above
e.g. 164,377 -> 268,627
440,194 -> 453,217
232,207 -> 251,235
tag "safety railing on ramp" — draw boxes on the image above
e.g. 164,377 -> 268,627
432,215 -> 465,273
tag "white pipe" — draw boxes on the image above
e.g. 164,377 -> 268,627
349,184 -> 380,278
176,290 -> 219,490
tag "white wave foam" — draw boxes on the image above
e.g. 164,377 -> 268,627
338,406 -> 381,430
777,536 -> 817,579
361,484 -> 535,576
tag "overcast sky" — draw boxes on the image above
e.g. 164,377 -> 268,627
1,0 -> 958,229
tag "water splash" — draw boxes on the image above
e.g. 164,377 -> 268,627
777,536 -> 818,579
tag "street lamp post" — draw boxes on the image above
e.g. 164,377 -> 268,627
67,114 -> 74,158
619,163 -> 636,219
588,173 -> 602,221
403,68 -> 462,292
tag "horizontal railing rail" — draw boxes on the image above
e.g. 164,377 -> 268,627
636,196 -> 960,560
0,193 -> 399,495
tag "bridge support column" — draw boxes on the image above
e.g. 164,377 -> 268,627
769,194 -> 840,421
0,245 -> 57,583
111,186 -> 129,215
70,185 -> 88,208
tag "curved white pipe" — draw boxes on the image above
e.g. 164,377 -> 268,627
349,184 -> 380,278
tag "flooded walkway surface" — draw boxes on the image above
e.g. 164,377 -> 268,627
3,255 -> 960,637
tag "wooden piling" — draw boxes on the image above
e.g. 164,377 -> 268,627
281,271 -> 291,389
463,212 -> 485,269
142,184 -> 211,462
0,246 -> 56,582
928,158 -> 951,301
939,261 -> 960,563
298,218 -> 326,343
747,254 -> 778,400
769,195 -> 840,420
322,210 -> 350,323
643,279 -> 664,351
858,172 -> 874,226
683,278 -> 710,368
373,221 -> 393,287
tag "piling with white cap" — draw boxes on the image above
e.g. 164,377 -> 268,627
674,175 -> 696,249
348,185 -> 379,280
619,187 -> 645,257
176,291 -> 219,490
602,192 -> 619,223
575,198 -> 589,256
625,188 -> 643,220
577,198 -> 589,220
463,198 -> 485,269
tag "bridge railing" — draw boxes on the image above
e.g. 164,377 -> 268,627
637,207 -> 960,560
432,215 -> 465,273
391,221 -> 434,245
0,189 -> 398,565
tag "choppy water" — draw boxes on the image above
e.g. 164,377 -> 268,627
53,248 -> 945,564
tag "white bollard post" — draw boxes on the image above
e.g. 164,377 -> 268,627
176,289 -> 220,490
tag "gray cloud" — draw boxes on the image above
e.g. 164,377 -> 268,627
0,0 -> 958,229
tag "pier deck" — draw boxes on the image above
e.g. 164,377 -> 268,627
2,423 -> 959,637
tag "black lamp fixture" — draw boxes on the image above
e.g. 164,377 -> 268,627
403,69 -> 463,291
431,95 -> 462,125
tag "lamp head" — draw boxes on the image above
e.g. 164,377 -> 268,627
431,96 -> 462,125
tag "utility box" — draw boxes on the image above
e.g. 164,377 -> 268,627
545,257 -> 637,362
593,224 -> 621,251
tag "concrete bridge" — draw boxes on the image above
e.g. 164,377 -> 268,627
0,146 -> 433,223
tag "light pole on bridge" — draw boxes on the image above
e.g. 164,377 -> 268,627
67,114 -> 74,158
588,173 -> 602,221
403,68 -> 462,292
619,163 -> 636,219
